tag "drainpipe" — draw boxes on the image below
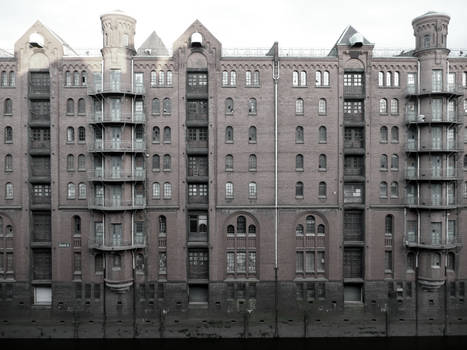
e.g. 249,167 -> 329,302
272,42 -> 280,338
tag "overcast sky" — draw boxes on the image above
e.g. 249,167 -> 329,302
1,0 -> 466,52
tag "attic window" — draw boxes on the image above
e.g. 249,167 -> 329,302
29,33 -> 44,48
349,33 -> 363,47
144,49 -> 152,55
191,32 -> 203,47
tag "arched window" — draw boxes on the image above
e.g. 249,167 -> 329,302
317,224 -> 325,235
319,182 -> 327,197
315,71 -> 322,86
407,252 -> 415,271
67,182 -> 76,199
253,70 -> 260,86
292,71 -> 299,86
323,71 -> 330,86
300,71 -> 307,86
227,225 -> 235,235
162,98 -> 171,114
245,70 -> 252,86
248,126 -> 257,143
380,154 -> 388,170
66,98 -> 74,115
318,98 -> 327,115
4,126 -> 12,143
394,72 -> 400,87
225,126 -> 234,143
163,182 -> 172,199
390,182 -> 399,198
380,126 -> 388,143
65,71 -> 71,86
4,154 -> 12,172
78,183 -> 86,199
379,98 -> 388,114
163,127 -> 171,143
296,224 -> 304,236
152,98 -> 160,115
3,98 -> 12,115
296,98 -> 304,115
151,71 -> 157,87
73,216 -> 81,234
159,215 -> 167,234
67,154 -> 74,171
166,71 -> 173,86
222,71 -> 228,86
237,216 -> 246,233
248,224 -> 256,235
248,154 -> 257,171
163,154 -> 171,170
380,182 -> 388,198
319,126 -> 327,143
391,126 -> 399,142
306,215 -> 316,234
230,71 -> 236,86
78,154 -> 86,170
385,215 -> 393,234
386,72 -> 392,87
73,71 -> 79,86
296,182 -> 304,197
225,154 -> 233,171
152,182 -> 160,198
225,98 -> 234,114
78,98 -> 86,115
319,154 -> 327,170
1,71 -> 6,86
78,126 -> 86,142
447,252 -> 455,270
225,182 -> 234,199
296,126 -> 304,143
390,99 -> 399,115
378,71 -> 384,86
248,182 -> 257,198
296,154 -> 304,170
5,182 -> 13,199
248,98 -> 257,114
159,71 -> 165,85
81,71 -> 87,86
391,154 -> 399,170
67,127 -> 74,142
152,154 -> 160,170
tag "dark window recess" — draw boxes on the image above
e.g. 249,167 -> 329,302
187,100 -> 208,122
188,248 -> 209,279
33,249 -> 52,280
188,213 -> 208,242
344,183 -> 364,204
344,156 -> 364,176
344,127 -> 364,149
30,101 -> 50,122
32,212 -> 51,242
344,248 -> 363,279
30,156 -> 50,176
187,127 -> 208,149
29,72 -> 50,97
343,101 -> 363,123
187,156 -> 208,176
343,211 -> 364,241
30,128 -> 50,150
343,73 -> 364,96
186,73 -> 208,97
189,284 -> 208,303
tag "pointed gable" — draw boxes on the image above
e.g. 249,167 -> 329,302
137,31 -> 169,56
328,25 -> 372,56
172,19 -> 222,53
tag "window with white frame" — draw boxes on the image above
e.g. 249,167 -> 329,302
67,182 -> 76,199
163,182 -> 172,199
248,182 -> 257,198
225,182 -> 234,199
152,182 -> 160,199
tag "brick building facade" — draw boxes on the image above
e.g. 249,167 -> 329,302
0,10 -> 466,338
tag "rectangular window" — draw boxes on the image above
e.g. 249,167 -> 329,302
432,70 -> 442,92
447,220 -> 456,244
384,251 -> 392,272
431,222 -> 441,245
227,252 -> 235,273
296,251 -> 304,272
236,252 -> 246,272
305,251 -> 315,272
431,98 -> 442,121
317,251 -> 325,272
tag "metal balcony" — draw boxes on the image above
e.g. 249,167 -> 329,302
405,167 -> 459,181
88,112 -> 145,124
87,83 -> 145,96
404,233 -> 462,250
88,169 -> 145,182
405,141 -> 462,153
405,84 -> 464,97
88,198 -> 146,211
343,86 -> 365,98
405,112 -> 460,124
28,85 -> 50,98
405,198 -> 457,209
88,140 -> 145,153
89,237 -> 146,251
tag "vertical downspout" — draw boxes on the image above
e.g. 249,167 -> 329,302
415,252 -> 419,336
272,42 -> 280,338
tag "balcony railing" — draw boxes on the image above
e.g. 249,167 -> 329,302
87,83 -> 145,95
89,237 -> 146,251
88,198 -> 146,210
88,140 -> 145,152
28,85 -> 50,98
405,197 -> 457,208
405,112 -> 460,124
30,112 -> 50,123
405,167 -> 459,180
88,169 -> 145,182
404,233 -> 462,249
405,141 -> 462,153
343,86 -> 365,97
343,113 -> 364,124
88,112 -> 145,124
405,84 -> 464,96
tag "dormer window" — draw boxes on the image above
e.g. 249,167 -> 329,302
29,33 -> 44,48
191,32 -> 203,47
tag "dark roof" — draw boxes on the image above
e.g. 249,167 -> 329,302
137,31 -> 169,56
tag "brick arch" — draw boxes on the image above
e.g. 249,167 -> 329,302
223,211 -> 260,234
295,211 -> 329,229
344,58 -> 364,70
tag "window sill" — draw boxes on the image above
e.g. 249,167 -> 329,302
162,169 -> 171,172
248,169 -> 257,172
296,168 -> 304,172
318,113 -> 327,116
152,113 -> 161,117
390,168 -> 399,172
3,113 -> 12,116
66,142 -> 75,145
296,141 -> 304,144
248,141 -> 257,144
245,85 -> 261,88
380,141 -> 388,144
391,141 -> 399,144
152,169 -> 160,172
225,113 -> 233,116
225,141 -> 234,144
292,86 -> 308,88
296,113 -> 304,116
380,169 -> 388,172
380,113 -> 389,116
225,169 -> 233,172
163,141 -> 171,144
315,85 -> 331,88
295,196 -> 304,199
248,113 -> 257,116
318,168 -> 327,172
318,141 -> 327,144
222,85 -> 236,88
